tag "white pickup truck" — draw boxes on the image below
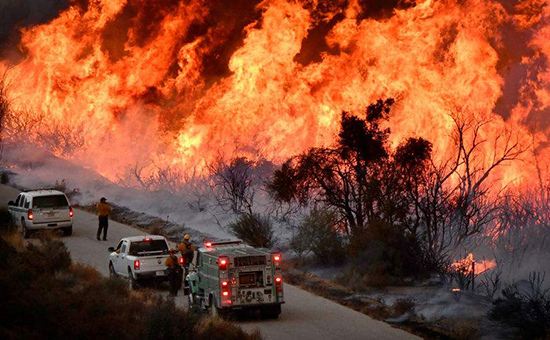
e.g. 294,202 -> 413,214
108,235 -> 176,289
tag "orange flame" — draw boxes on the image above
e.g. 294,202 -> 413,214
0,0 -> 549,183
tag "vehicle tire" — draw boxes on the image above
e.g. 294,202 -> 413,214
62,226 -> 73,236
210,296 -> 220,318
128,269 -> 138,290
21,218 -> 30,239
261,305 -> 281,319
109,262 -> 117,278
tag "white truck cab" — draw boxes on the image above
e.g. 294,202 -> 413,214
8,189 -> 74,239
108,235 -> 173,290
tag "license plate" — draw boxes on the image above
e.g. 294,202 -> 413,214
156,271 -> 164,276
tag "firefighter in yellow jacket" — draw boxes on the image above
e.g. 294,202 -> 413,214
96,197 -> 111,241
165,248 -> 183,296
177,234 -> 195,272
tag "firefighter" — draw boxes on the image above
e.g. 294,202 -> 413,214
96,197 -> 111,241
165,248 -> 183,296
177,234 -> 195,274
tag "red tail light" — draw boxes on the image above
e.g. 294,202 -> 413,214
144,238 -> 151,242
273,254 -> 281,263
134,260 -> 140,270
218,257 -> 228,271
69,206 -> 74,218
221,281 -> 229,287
275,277 -> 283,292
179,257 -> 185,265
205,242 -> 212,248
222,290 -> 230,297
27,209 -> 34,221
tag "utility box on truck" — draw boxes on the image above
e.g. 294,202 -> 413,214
185,240 -> 284,318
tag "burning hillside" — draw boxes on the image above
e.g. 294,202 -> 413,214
0,0 -> 549,185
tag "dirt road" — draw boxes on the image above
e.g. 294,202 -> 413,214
1,184 -> 418,340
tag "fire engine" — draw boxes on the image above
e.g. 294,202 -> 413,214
184,240 -> 284,318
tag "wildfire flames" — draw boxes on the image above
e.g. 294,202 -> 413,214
1,0 -> 549,183
452,253 -> 496,275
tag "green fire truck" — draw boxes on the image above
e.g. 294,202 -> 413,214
184,240 -> 284,318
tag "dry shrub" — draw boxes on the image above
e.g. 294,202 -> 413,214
448,320 -> 479,340
195,317 -> 262,340
293,209 -> 346,266
71,263 -> 104,284
228,213 -> 276,248
392,298 -> 415,316
0,230 -> 261,340
348,220 -> 424,286
489,272 -> 550,339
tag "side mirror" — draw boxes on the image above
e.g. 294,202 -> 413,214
7,201 -> 14,206
108,247 -> 115,252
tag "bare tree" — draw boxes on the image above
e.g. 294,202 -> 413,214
406,111 -> 527,270
208,156 -> 256,215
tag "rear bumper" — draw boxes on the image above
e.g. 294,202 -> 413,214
135,271 -> 169,281
28,220 -> 72,230
225,302 -> 284,310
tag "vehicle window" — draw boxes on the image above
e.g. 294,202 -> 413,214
14,195 -> 21,206
116,241 -> 123,250
121,243 -> 127,254
32,195 -> 69,208
129,240 -> 168,255
24,199 -> 30,208
19,196 -> 26,207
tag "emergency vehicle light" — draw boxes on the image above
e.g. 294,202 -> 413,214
218,257 -> 228,271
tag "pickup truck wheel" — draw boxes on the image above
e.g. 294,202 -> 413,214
21,218 -> 30,239
62,226 -> 72,236
109,263 -> 117,277
127,269 -> 138,290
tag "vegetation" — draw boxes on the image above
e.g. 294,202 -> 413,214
0,229 -> 261,340
488,272 -> 550,339
228,213 -> 276,248
269,99 -> 525,282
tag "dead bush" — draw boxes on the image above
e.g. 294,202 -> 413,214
0,231 -> 262,340
488,272 -> 550,339
392,298 -> 415,317
228,213 -> 276,248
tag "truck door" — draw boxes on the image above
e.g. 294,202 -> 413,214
10,194 -> 22,222
116,241 -> 129,274
111,240 -> 123,274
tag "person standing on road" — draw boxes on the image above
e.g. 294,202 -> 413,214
96,197 -> 111,241
177,234 -> 195,274
165,248 -> 183,296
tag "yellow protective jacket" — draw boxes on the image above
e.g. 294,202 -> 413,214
165,255 -> 178,268
177,241 -> 195,253
97,202 -> 111,217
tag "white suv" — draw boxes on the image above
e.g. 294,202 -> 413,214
8,189 -> 74,239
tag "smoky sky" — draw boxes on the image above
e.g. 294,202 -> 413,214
0,0 -> 70,53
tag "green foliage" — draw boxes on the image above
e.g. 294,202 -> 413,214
0,233 -> 261,340
291,209 -> 346,265
228,213 -> 276,248
348,220 -> 425,285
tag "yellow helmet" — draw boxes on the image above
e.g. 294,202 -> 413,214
184,234 -> 191,240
